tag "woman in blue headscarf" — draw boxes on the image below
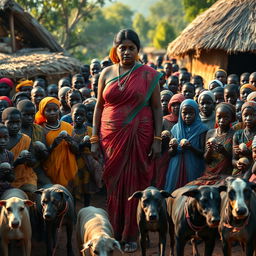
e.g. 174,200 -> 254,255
165,99 -> 208,192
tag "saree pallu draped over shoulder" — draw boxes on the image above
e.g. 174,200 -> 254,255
101,64 -> 161,241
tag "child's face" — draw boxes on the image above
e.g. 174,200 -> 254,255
20,86 -> 32,95
72,107 -> 86,127
216,107 -> 232,130
227,76 -> 239,85
72,77 -> 85,90
214,92 -> 224,104
182,85 -> 195,99
171,102 -> 181,116
31,88 -> 45,107
252,148 -> 256,161
0,100 -> 9,117
181,105 -> 196,126
224,89 -> 237,105
85,103 -> 95,123
192,78 -> 203,88
90,63 -> 101,76
44,103 -> 59,123
179,73 -> 190,86
240,88 -> 253,101
21,106 -> 35,127
159,75 -> 166,87
199,95 -> 215,117
4,114 -> 22,136
68,93 -> 82,108
240,74 -> 249,85
58,79 -> 71,89
168,79 -> 178,94
242,107 -> 256,129
164,64 -> 172,77
249,74 -> 256,88
0,83 -> 11,96
209,82 -> 220,91
0,128 -> 9,150
47,85 -> 58,99
161,94 -> 172,114
215,71 -> 227,84
236,102 -> 243,122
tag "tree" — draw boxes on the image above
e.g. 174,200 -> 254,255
183,0 -> 217,21
72,3 -> 134,62
16,0 -> 107,50
153,21 -> 175,49
132,13 -> 150,46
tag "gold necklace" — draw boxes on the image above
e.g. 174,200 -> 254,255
117,63 -> 136,91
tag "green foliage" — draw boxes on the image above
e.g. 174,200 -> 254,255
16,0 -> 106,50
183,0 -> 217,21
148,0 -> 187,35
153,21 -> 175,49
132,13 -> 150,46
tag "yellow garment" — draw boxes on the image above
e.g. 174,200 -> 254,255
10,134 -> 37,188
43,121 -> 78,186
35,97 -> 60,125
16,80 -> 33,92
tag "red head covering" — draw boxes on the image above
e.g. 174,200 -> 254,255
0,78 -> 14,88
0,96 -> 12,106
163,93 -> 185,123
34,97 -> 60,125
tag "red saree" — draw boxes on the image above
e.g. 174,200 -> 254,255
101,64 -> 161,242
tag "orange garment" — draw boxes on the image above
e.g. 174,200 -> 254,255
10,134 -> 37,188
15,80 -> 33,92
43,121 -> 78,186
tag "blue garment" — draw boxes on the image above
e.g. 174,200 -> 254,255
165,99 -> 208,192
60,113 -> 72,124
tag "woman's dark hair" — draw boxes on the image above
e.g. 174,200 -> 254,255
113,29 -> 140,51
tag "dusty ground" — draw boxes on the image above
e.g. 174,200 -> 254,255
29,192 -> 243,256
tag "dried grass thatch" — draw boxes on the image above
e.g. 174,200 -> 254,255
0,0 -> 63,52
0,50 -> 83,79
168,0 -> 256,56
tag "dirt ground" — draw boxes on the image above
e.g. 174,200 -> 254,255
29,192 -> 243,256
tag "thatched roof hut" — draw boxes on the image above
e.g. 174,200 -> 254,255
0,0 -> 82,82
167,0 -> 256,85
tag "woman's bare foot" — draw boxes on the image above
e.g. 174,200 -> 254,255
124,242 -> 138,253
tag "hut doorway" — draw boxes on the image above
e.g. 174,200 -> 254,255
227,52 -> 256,76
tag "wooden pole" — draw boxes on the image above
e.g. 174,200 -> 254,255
9,12 -> 16,53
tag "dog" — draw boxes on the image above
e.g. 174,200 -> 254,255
35,184 -> 76,256
128,186 -> 172,256
219,177 -> 256,256
77,206 -> 122,256
167,185 -> 226,256
0,188 -> 34,256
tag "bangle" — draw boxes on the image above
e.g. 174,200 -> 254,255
154,136 -> 162,141
90,135 -> 99,144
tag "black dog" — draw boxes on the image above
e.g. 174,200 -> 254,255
35,184 -> 76,256
219,177 -> 256,256
129,186 -> 172,256
167,185 -> 226,256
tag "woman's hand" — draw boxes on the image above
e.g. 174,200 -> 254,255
148,140 -> 161,159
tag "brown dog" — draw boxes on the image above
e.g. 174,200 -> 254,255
76,206 -> 122,256
0,188 -> 34,256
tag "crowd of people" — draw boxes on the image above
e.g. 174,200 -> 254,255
0,28 -> 256,252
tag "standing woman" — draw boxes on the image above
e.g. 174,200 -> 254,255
91,29 -> 162,252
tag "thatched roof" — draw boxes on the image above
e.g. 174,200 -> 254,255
168,0 -> 256,57
0,0 -> 63,52
0,50 -> 83,80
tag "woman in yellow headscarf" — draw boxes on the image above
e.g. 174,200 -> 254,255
35,97 -> 78,186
